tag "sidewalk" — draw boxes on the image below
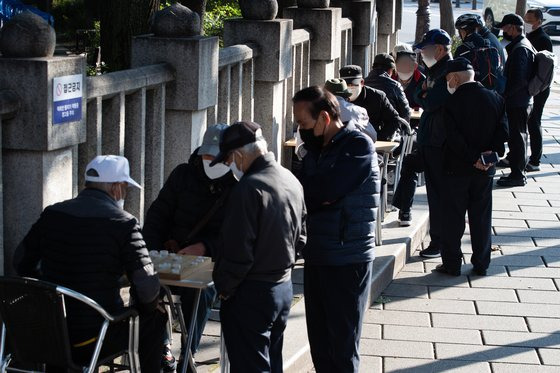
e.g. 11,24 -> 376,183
358,86 -> 560,372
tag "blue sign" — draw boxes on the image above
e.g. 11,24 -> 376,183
52,74 -> 83,125
53,97 -> 82,124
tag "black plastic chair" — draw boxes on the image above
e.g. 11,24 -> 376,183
0,277 -> 140,373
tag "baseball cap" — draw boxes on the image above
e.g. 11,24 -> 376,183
85,155 -> 142,189
339,65 -> 363,85
199,123 -> 229,157
373,53 -> 396,70
324,78 -> 352,98
495,13 -> 524,28
445,57 -> 474,75
210,121 -> 264,166
413,29 -> 452,50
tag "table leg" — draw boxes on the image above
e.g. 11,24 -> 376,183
382,153 -> 389,221
220,327 -> 230,373
180,288 -> 202,373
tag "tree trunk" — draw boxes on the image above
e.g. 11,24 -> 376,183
516,0 -> 527,16
415,0 -> 430,44
179,0 -> 207,21
439,0 -> 455,36
100,0 -> 160,71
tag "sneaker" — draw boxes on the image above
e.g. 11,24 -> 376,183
398,211 -> 412,227
496,176 -> 527,187
433,264 -> 461,277
525,162 -> 540,172
419,246 -> 441,258
161,345 -> 177,373
496,158 -> 510,168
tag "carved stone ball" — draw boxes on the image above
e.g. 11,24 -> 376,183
152,3 -> 201,37
0,11 -> 56,58
239,0 -> 279,21
297,0 -> 330,8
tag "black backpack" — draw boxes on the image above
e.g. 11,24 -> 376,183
458,40 -> 505,92
511,42 -> 556,96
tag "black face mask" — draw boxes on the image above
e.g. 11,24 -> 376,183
503,32 -> 514,41
299,125 -> 324,152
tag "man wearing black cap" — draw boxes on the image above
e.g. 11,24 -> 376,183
496,13 -> 536,187
437,58 -> 508,276
364,53 -> 411,122
340,64 -> 407,141
210,121 -> 307,373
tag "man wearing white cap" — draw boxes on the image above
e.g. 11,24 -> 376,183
14,155 -> 166,372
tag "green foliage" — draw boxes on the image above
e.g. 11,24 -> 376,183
451,35 -> 462,55
203,2 -> 241,42
51,0 -> 95,40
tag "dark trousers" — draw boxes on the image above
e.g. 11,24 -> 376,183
304,261 -> 372,373
528,88 -> 550,165
220,280 -> 292,373
441,173 -> 493,271
506,105 -> 530,178
392,149 -> 423,213
70,309 -> 167,373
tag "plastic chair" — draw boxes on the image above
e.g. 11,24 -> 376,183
0,277 -> 140,373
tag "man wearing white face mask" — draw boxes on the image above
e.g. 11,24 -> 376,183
392,44 -> 426,112
143,123 -> 236,368
210,121 -> 307,373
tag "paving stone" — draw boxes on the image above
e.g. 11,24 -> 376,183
539,348 -> 560,365
361,323 -> 382,339
393,271 -> 470,288
483,330 -> 560,349
535,238 -> 560,247
493,211 -> 558,221
497,198 -> 551,207
383,297 -> 476,314
527,220 -> 560,229
400,261 -> 425,273
358,356 -> 382,373
476,301 -> 560,318
491,218 -> 529,228
492,235 -> 536,246
521,206 -> 560,214
428,286 -> 518,302
435,343 -> 540,364
492,362 -> 560,372
544,256 -> 560,267
492,202 -> 522,212
466,253 -> 545,267
363,309 -> 431,327
384,358 -> 490,373
500,246 -> 560,256
495,227 -> 560,239
527,317 -> 560,334
382,283 -> 429,299
431,313 -> 528,332
508,266 -> 560,278
383,325 -> 482,344
517,290 -> 560,304
359,339 -> 434,359
470,276 -> 557,290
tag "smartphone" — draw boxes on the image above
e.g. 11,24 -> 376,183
481,152 -> 499,166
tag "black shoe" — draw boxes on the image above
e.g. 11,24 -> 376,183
161,345 -> 177,373
496,176 -> 527,187
433,264 -> 461,277
472,267 -> 487,276
398,211 -> 412,227
419,246 -> 441,258
496,158 -> 510,168
525,162 -> 540,172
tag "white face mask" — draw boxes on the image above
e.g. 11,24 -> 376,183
229,152 -> 244,180
447,80 -> 456,95
397,71 -> 414,81
203,159 -> 230,180
422,54 -> 438,68
117,199 -> 125,209
348,85 -> 362,102
524,22 -> 534,33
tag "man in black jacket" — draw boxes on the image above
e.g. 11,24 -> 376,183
143,124 -> 236,366
525,8 -> 553,172
14,155 -> 166,372
438,58 -> 508,276
340,65 -> 408,141
365,53 -> 411,122
210,121 -> 306,373
497,13 -> 536,187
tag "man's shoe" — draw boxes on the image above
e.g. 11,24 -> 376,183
472,267 -> 487,276
496,158 -> 510,168
433,264 -> 461,277
496,176 -> 527,187
419,246 -> 441,258
161,345 -> 177,373
398,211 -> 412,227
525,162 -> 540,172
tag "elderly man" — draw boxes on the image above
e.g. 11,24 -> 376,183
392,44 -> 426,111
210,121 -> 306,373
438,58 -> 508,276
293,86 -> 380,373
14,155 -> 166,372
143,123 -> 236,369
496,13 -> 535,187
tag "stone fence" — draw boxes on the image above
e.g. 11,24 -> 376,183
0,0 -> 402,274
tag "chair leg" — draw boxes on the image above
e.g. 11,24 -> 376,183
87,321 -> 109,373
128,316 -> 140,373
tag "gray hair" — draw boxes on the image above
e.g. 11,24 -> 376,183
238,138 -> 268,157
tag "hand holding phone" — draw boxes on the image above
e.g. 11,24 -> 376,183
480,152 -> 498,166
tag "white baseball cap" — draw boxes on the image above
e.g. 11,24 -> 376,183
85,155 -> 142,189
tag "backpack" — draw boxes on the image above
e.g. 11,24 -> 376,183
458,41 -> 505,92
512,43 -> 556,96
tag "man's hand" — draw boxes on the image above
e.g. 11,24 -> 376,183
163,239 -> 180,253
474,159 -> 492,171
177,242 -> 207,256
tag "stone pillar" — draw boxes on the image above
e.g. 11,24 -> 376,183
224,19 -> 293,158
0,56 -> 86,274
284,7 -> 342,86
377,0 -> 396,54
131,35 -> 219,180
